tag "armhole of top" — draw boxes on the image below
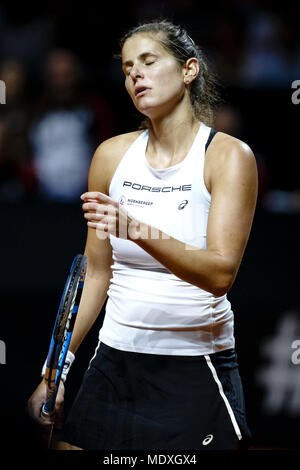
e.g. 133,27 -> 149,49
205,128 -> 218,153
200,128 -> 218,202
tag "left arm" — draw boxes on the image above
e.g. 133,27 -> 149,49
82,136 -> 258,296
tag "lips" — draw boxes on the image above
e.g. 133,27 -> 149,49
135,86 -> 149,97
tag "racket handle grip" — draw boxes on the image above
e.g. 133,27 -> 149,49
41,404 -> 54,420
41,387 -> 57,419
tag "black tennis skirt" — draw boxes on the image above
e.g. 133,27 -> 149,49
60,342 -> 251,450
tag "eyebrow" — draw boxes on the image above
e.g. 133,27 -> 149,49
122,51 -> 158,67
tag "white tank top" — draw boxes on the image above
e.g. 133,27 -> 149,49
99,122 -> 235,355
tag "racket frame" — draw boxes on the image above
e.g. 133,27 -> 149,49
41,254 -> 87,419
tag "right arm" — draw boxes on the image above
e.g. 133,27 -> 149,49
27,136 -> 121,425
26,229 -> 112,427
28,132 -> 139,425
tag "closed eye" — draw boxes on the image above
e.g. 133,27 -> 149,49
122,52 -> 159,75
123,61 -> 154,76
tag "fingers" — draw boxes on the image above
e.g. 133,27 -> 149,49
83,207 -> 117,233
27,380 -> 65,428
84,212 -> 115,224
81,193 -> 134,239
82,199 -> 118,231
82,197 -> 121,236
28,397 -> 53,426
27,382 -> 49,425
54,381 -> 65,428
54,402 -> 64,430
80,191 -> 116,206
82,202 -> 117,215
40,410 -> 55,426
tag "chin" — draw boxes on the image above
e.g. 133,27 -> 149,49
136,103 -> 157,118
135,95 -> 177,121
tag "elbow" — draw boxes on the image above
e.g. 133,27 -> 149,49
210,285 -> 230,298
208,268 -> 236,297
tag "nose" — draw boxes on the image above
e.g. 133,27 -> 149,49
129,64 -> 143,81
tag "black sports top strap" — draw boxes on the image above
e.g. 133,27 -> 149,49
205,128 -> 218,152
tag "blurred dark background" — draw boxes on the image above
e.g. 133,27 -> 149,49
1,0 -> 300,452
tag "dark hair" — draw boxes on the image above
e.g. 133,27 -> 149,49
120,19 -> 221,127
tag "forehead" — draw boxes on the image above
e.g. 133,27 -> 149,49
121,33 -> 169,61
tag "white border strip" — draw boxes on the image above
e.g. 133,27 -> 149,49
87,339 -> 101,370
204,355 -> 242,440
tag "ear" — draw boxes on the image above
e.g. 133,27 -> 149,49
182,58 -> 199,85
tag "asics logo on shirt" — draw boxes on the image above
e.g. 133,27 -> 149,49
178,200 -> 189,210
123,181 -> 192,192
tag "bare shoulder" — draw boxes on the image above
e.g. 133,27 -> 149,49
205,131 -> 257,192
208,131 -> 256,164
93,130 -> 143,165
89,130 -> 143,193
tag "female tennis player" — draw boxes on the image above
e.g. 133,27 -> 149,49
28,19 -> 257,450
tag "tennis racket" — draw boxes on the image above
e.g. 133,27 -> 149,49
41,254 -> 87,427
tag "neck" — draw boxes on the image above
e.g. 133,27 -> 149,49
146,109 -> 200,168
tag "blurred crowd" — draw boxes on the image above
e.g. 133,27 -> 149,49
0,1 -> 299,210
0,51 -> 115,202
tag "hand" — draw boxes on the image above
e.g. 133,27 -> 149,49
27,379 -> 65,428
81,191 -> 146,240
